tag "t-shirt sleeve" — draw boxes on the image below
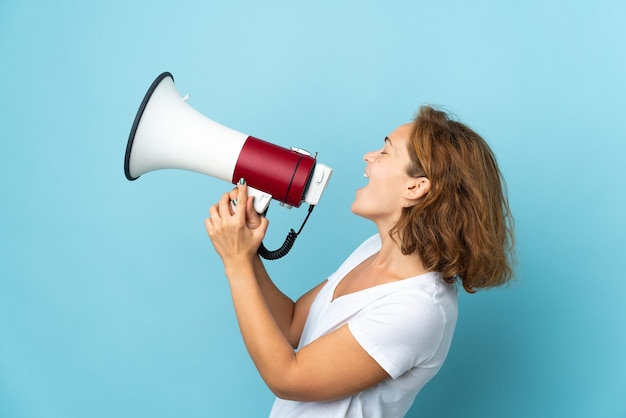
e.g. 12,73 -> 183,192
348,291 -> 447,379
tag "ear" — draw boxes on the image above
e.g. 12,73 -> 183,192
403,177 -> 431,203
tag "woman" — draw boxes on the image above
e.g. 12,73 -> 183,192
205,105 -> 514,417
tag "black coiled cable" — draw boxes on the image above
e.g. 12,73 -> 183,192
257,205 -> 314,260
257,229 -> 298,260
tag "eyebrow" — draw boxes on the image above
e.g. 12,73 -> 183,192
384,136 -> 393,146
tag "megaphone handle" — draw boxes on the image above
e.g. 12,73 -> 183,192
247,186 -> 272,213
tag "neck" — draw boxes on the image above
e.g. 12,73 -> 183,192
370,228 -> 429,280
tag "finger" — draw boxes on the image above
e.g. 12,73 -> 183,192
206,201 -> 222,231
245,196 -> 256,216
246,195 -> 262,227
208,202 -> 220,219
254,215 -> 270,239
204,218 -> 213,234
236,178 -> 248,220
228,187 -> 239,215
217,192 -> 232,217
227,188 -> 238,215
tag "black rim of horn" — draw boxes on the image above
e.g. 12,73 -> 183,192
124,72 -> 174,181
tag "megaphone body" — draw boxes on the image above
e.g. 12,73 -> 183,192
124,72 -> 332,214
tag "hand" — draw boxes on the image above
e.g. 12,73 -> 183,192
205,180 -> 269,266
228,186 -> 264,230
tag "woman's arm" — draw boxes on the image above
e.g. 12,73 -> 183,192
221,185 -> 325,348
225,261 -> 388,401
206,183 -> 389,401
252,255 -> 326,348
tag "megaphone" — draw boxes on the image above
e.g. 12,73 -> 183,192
124,72 -> 332,259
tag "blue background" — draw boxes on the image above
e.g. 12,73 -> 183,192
1,1 -> 625,417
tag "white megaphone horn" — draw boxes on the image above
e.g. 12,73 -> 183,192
124,72 -> 332,259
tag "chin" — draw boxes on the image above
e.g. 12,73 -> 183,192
350,202 -> 362,217
350,202 -> 359,215
350,203 -> 371,220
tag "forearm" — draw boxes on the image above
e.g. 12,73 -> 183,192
251,255 -> 300,346
225,261 -> 297,393
252,256 -> 327,349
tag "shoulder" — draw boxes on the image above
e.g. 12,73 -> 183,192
361,273 -> 457,327
348,275 -> 458,377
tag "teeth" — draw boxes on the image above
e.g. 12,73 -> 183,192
363,172 -> 369,178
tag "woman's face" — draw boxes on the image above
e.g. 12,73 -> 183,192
351,123 -> 416,223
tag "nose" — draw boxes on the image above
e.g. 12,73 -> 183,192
364,150 -> 377,162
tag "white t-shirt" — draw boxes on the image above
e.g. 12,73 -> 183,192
269,234 -> 459,418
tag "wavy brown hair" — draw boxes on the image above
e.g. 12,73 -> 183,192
391,106 -> 515,293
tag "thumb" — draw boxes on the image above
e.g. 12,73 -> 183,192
245,195 -> 263,229
256,214 -> 270,237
